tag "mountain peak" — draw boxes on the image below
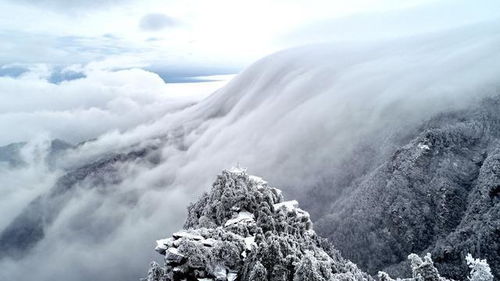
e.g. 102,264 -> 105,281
144,169 -> 371,281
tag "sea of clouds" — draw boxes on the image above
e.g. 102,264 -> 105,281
1,18 -> 500,281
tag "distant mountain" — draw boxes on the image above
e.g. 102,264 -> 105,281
0,142 -> 25,166
0,139 -> 74,168
0,144 -> 158,258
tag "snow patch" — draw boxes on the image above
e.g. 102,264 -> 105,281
249,175 -> 267,187
418,143 -> 430,151
243,236 -> 256,251
155,238 -> 173,254
227,272 -> 238,281
201,238 -> 216,247
173,231 -> 203,240
274,200 -> 299,211
224,211 -> 255,227
227,166 -> 246,174
213,264 -> 227,280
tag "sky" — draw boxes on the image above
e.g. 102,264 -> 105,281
1,0 -> 499,79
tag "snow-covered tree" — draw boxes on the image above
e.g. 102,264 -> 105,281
293,252 -> 325,281
249,261 -> 268,281
408,253 -> 440,281
144,169 -> 371,281
466,253 -> 493,281
144,261 -> 164,281
378,253 -> 495,281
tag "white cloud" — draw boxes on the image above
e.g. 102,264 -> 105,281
1,20 -> 499,281
139,13 -> 178,31
0,1 -> 500,281
0,66 -> 228,145
2,0 -> 495,70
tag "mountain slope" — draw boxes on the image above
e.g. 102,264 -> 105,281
144,169 -> 494,281
0,145 -> 158,258
314,97 -> 500,279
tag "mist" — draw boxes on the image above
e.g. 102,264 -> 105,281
1,0 -> 500,277
1,17 -> 499,280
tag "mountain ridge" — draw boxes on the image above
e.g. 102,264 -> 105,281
143,168 -> 494,281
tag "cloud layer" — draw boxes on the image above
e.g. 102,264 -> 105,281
3,0 -> 497,74
1,19 -> 499,281
0,65 -> 227,145
3,0 -> 133,10
139,14 -> 178,31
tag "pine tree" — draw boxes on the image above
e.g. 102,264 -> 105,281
293,252 -> 325,281
466,253 -> 493,281
249,261 -> 268,281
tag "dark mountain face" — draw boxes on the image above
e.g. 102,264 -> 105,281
312,97 -> 500,279
0,142 -> 25,166
0,139 -> 73,167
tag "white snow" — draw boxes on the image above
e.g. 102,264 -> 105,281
227,166 -> 246,174
213,264 -> 227,279
224,211 -> 255,227
274,200 -> 299,211
167,247 -> 180,255
202,238 -> 216,247
274,200 -> 311,219
249,175 -> 267,186
305,229 -> 316,237
155,238 -> 173,251
272,187 -> 282,197
418,143 -> 430,150
243,236 -> 256,251
296,208 -> 310,218
466,253 -> 494,281
172,231 -> 203,240
227,272 -> 238,281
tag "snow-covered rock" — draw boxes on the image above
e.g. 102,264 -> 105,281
155,238 -> 174,254
201,238 -> 216,247
248,175 -> 267,187
165,248 -> 185,265
417,143 -> 431,151
243,236 -> 255,251
273,200 -> 298,211
172,231 -> 203,240
227,272 -> 237,281
224,211 -> 254,227
143,168 -> 372,281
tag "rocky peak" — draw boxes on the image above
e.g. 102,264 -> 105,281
144,168 -> 371,281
